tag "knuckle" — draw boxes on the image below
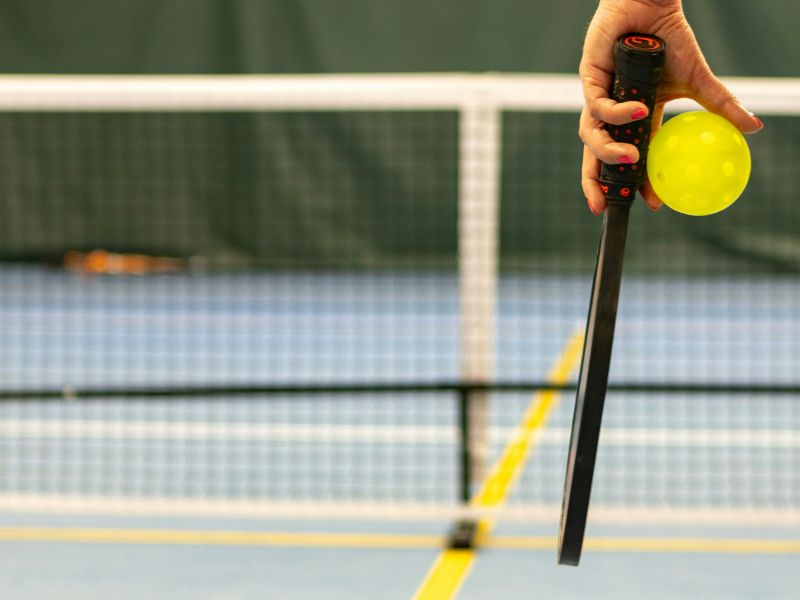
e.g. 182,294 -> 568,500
717,94 -> 741,113
578,116 -> 593,144
578,123 -> 589,143
589,98 -> 603,121
595,144 -> 617,164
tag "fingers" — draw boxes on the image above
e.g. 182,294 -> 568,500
691,71 -> 764,134
578,55 -> 614,108
579,107 -> 642,165
639,104 -> 665,211
590,98 -> 650,126
582,145 -> 605,216
650,104 -> 665,137
579,55 -> 652,216
582,146 -> 663,216
578,72 -> 662,217
580,69 -> 638,166
580,100 -> 657,216
640,179 -> 663,212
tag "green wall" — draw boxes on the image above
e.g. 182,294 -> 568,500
0,1 -> 795,275
0,0 -> 795,76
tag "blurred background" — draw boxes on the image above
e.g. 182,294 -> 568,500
0,0 -> 796,75
0,1 -> 797,599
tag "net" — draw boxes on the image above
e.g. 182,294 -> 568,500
0,74 -> 797,523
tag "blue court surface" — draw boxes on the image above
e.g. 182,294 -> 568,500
0,515 -> 798,599
0,267 -> 797,598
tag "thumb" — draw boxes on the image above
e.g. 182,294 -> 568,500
693,71 -> 763,133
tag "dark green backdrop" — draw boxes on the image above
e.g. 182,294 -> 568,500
0,1 -> 795,275
0,0 -> 795,76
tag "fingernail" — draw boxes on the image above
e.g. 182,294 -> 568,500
750,112 -> 764,130
631,108 -> 647,120
647,201 -> 662,212
587,199 -> 600,216
618,155 -> 633,164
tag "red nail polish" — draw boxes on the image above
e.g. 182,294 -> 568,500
587,200 -> 600,216
752,114 -> 764,129
618,155 -> 633,164
631,108 -> 647,120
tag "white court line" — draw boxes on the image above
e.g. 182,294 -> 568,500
0,420 -> 798,448
541,427 -> 800,448
0,420 -> 458,444
0,495 -> 797,526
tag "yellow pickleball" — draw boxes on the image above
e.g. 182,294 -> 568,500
647,111 -> 751,216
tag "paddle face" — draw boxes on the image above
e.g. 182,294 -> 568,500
558,33 -> 665,566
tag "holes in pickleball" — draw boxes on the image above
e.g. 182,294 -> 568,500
722,162 -> 735,177
701,131 -> 715,144
666,136 -> 679,150
732,133 -> 742,146
656,171 -> 666,184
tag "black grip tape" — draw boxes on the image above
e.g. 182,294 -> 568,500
599,34 -> 666,205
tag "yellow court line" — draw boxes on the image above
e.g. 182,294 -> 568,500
487,536 -> 800,555
413,330 -> 584,600
0,527 -> 442,549
0,527 -> 798,555
585,537 -> 800,555
472,332 -> 584,511
412,550 -> 475,599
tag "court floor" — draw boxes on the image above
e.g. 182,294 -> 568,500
0,267 -> 797,598
0,513 -> 798,599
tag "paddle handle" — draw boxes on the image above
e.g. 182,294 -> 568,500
598,34 -> 666,204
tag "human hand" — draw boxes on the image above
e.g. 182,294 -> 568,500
579,0 -> 764,215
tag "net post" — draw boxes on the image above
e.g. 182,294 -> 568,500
458,89 -> 501,482
457,384 -> 473,503
447,382 -> 479,550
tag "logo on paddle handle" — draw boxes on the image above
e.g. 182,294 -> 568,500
622,35 -> 663,51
